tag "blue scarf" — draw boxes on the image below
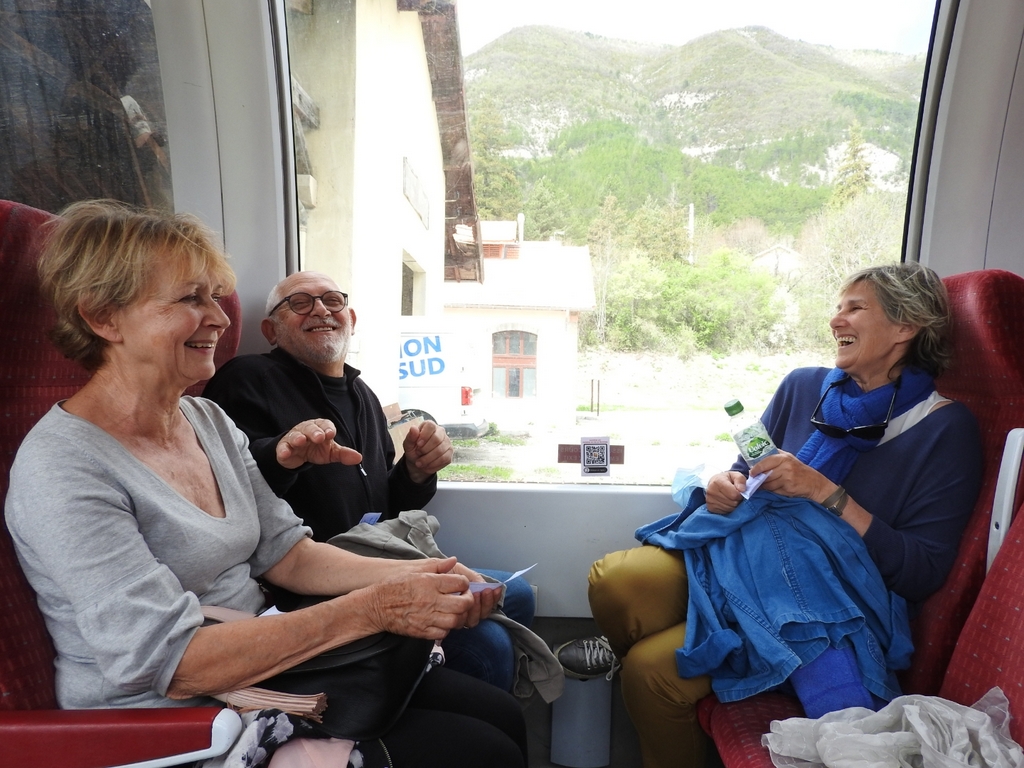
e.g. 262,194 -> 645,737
795,367 -> 935,484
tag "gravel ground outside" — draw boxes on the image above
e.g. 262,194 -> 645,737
444,347 -> 833,486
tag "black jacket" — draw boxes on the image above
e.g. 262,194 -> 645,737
203,347 -> 437,541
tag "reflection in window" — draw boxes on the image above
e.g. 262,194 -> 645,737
0,1 -> 172,212
492,330 -> 537,398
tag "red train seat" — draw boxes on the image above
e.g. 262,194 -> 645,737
0,199 -> 243,767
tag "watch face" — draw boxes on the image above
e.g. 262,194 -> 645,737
829,491 -> 848,516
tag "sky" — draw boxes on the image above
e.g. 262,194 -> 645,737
456,0 -> 936,56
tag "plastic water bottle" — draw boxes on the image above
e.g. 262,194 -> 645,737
725,399 -> 778,467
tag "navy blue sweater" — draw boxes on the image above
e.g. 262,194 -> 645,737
732,367 -> 982,608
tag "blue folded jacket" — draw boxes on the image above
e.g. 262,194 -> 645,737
635,489 -> 913,704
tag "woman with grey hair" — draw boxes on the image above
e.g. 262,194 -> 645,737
588,261 -> 983,768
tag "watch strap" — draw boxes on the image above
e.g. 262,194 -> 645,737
822,485 -> 848,516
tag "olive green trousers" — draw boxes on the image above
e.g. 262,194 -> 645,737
588,545 -> 712,768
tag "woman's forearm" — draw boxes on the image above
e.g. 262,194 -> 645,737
168,559 -> 477,699
262,537 -> 420,595
167,589 -> 380,699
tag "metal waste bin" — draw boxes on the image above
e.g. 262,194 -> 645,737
550,675 -> 612,767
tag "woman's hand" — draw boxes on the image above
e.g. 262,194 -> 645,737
449,562 -> 501,629
365,557 -> 498,640
275,419 -> 363,470
750,451 -> 834,504
706,471 -> 748,514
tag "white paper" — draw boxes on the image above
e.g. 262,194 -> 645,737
741,470 -> 771,499
469,563 -> 537,592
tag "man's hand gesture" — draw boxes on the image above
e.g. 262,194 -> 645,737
276,419 -> 362,470
403,420 -> 454,484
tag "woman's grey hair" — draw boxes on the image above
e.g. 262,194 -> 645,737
840,262 -> 952,377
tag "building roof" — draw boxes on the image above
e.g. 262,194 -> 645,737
442,240 -> 596,311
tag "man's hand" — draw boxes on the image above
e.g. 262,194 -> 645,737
403,421 -> 454,483
276,419 -> 363,470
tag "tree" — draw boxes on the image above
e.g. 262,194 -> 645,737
830,124 -> 872,208
523,178 -> 570,241
624,198 -> 688,262
794,190 -> 905,347
469,98 -> 523,219
586,195 -> 628,345
603,255 -> 670,351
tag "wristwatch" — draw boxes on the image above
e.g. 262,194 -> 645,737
821,485 -> 849,517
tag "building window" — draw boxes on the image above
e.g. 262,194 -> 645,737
492,331 -> 537,398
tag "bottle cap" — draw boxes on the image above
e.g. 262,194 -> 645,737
724,399 -> 744,417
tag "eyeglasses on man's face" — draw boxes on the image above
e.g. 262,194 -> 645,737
809,375 -> 900,440
268,291 -> 348,316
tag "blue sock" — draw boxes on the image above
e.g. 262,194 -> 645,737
789,646 -> 875,719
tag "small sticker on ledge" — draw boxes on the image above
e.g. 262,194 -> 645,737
581,436 -> 611,477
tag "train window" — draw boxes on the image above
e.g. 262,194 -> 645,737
0,1 -> 172,213
278,1 -> 936,485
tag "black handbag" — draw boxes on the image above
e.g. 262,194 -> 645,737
257,631 -> 434,741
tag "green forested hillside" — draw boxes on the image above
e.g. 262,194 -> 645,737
516,119 -> 830,242
465,25 -> 924,355
466,25 -> 923,175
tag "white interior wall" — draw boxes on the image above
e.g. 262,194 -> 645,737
430,483 -> 680,617
917,0 -> 1024,277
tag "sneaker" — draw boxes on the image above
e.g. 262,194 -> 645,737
554,635 -> 621,680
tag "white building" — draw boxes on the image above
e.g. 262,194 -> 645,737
442,223 -> 596,429
283,0 -> 481,400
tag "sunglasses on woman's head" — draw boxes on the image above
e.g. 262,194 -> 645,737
810,376 -> 901,440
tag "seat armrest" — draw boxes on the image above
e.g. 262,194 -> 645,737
988,427 -> 1024,572
0,707 -> 242,768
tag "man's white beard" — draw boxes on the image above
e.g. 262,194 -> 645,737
301,331 -> 350,367
276,318 -> 352,370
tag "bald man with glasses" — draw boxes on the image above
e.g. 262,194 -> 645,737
205,271 -> 536,693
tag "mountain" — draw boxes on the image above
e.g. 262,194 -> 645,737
464,26 -> 925,189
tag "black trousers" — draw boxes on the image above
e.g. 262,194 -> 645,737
358,666 -> 528,768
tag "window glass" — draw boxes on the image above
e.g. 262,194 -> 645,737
443,2 -> 932,483
278,0 -> 935,485
0,1 -> 172,212
523,367 -> 537,398
507,367 -> 521,398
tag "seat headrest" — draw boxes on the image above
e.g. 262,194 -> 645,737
940,269 -> 1024,399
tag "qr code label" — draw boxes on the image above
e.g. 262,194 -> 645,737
584,443 -> 608,466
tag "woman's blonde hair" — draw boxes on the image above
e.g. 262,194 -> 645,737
840,261 -> 952,377
38,199 -> 236,371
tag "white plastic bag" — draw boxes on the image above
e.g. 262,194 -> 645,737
763,687 -> 1023,768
